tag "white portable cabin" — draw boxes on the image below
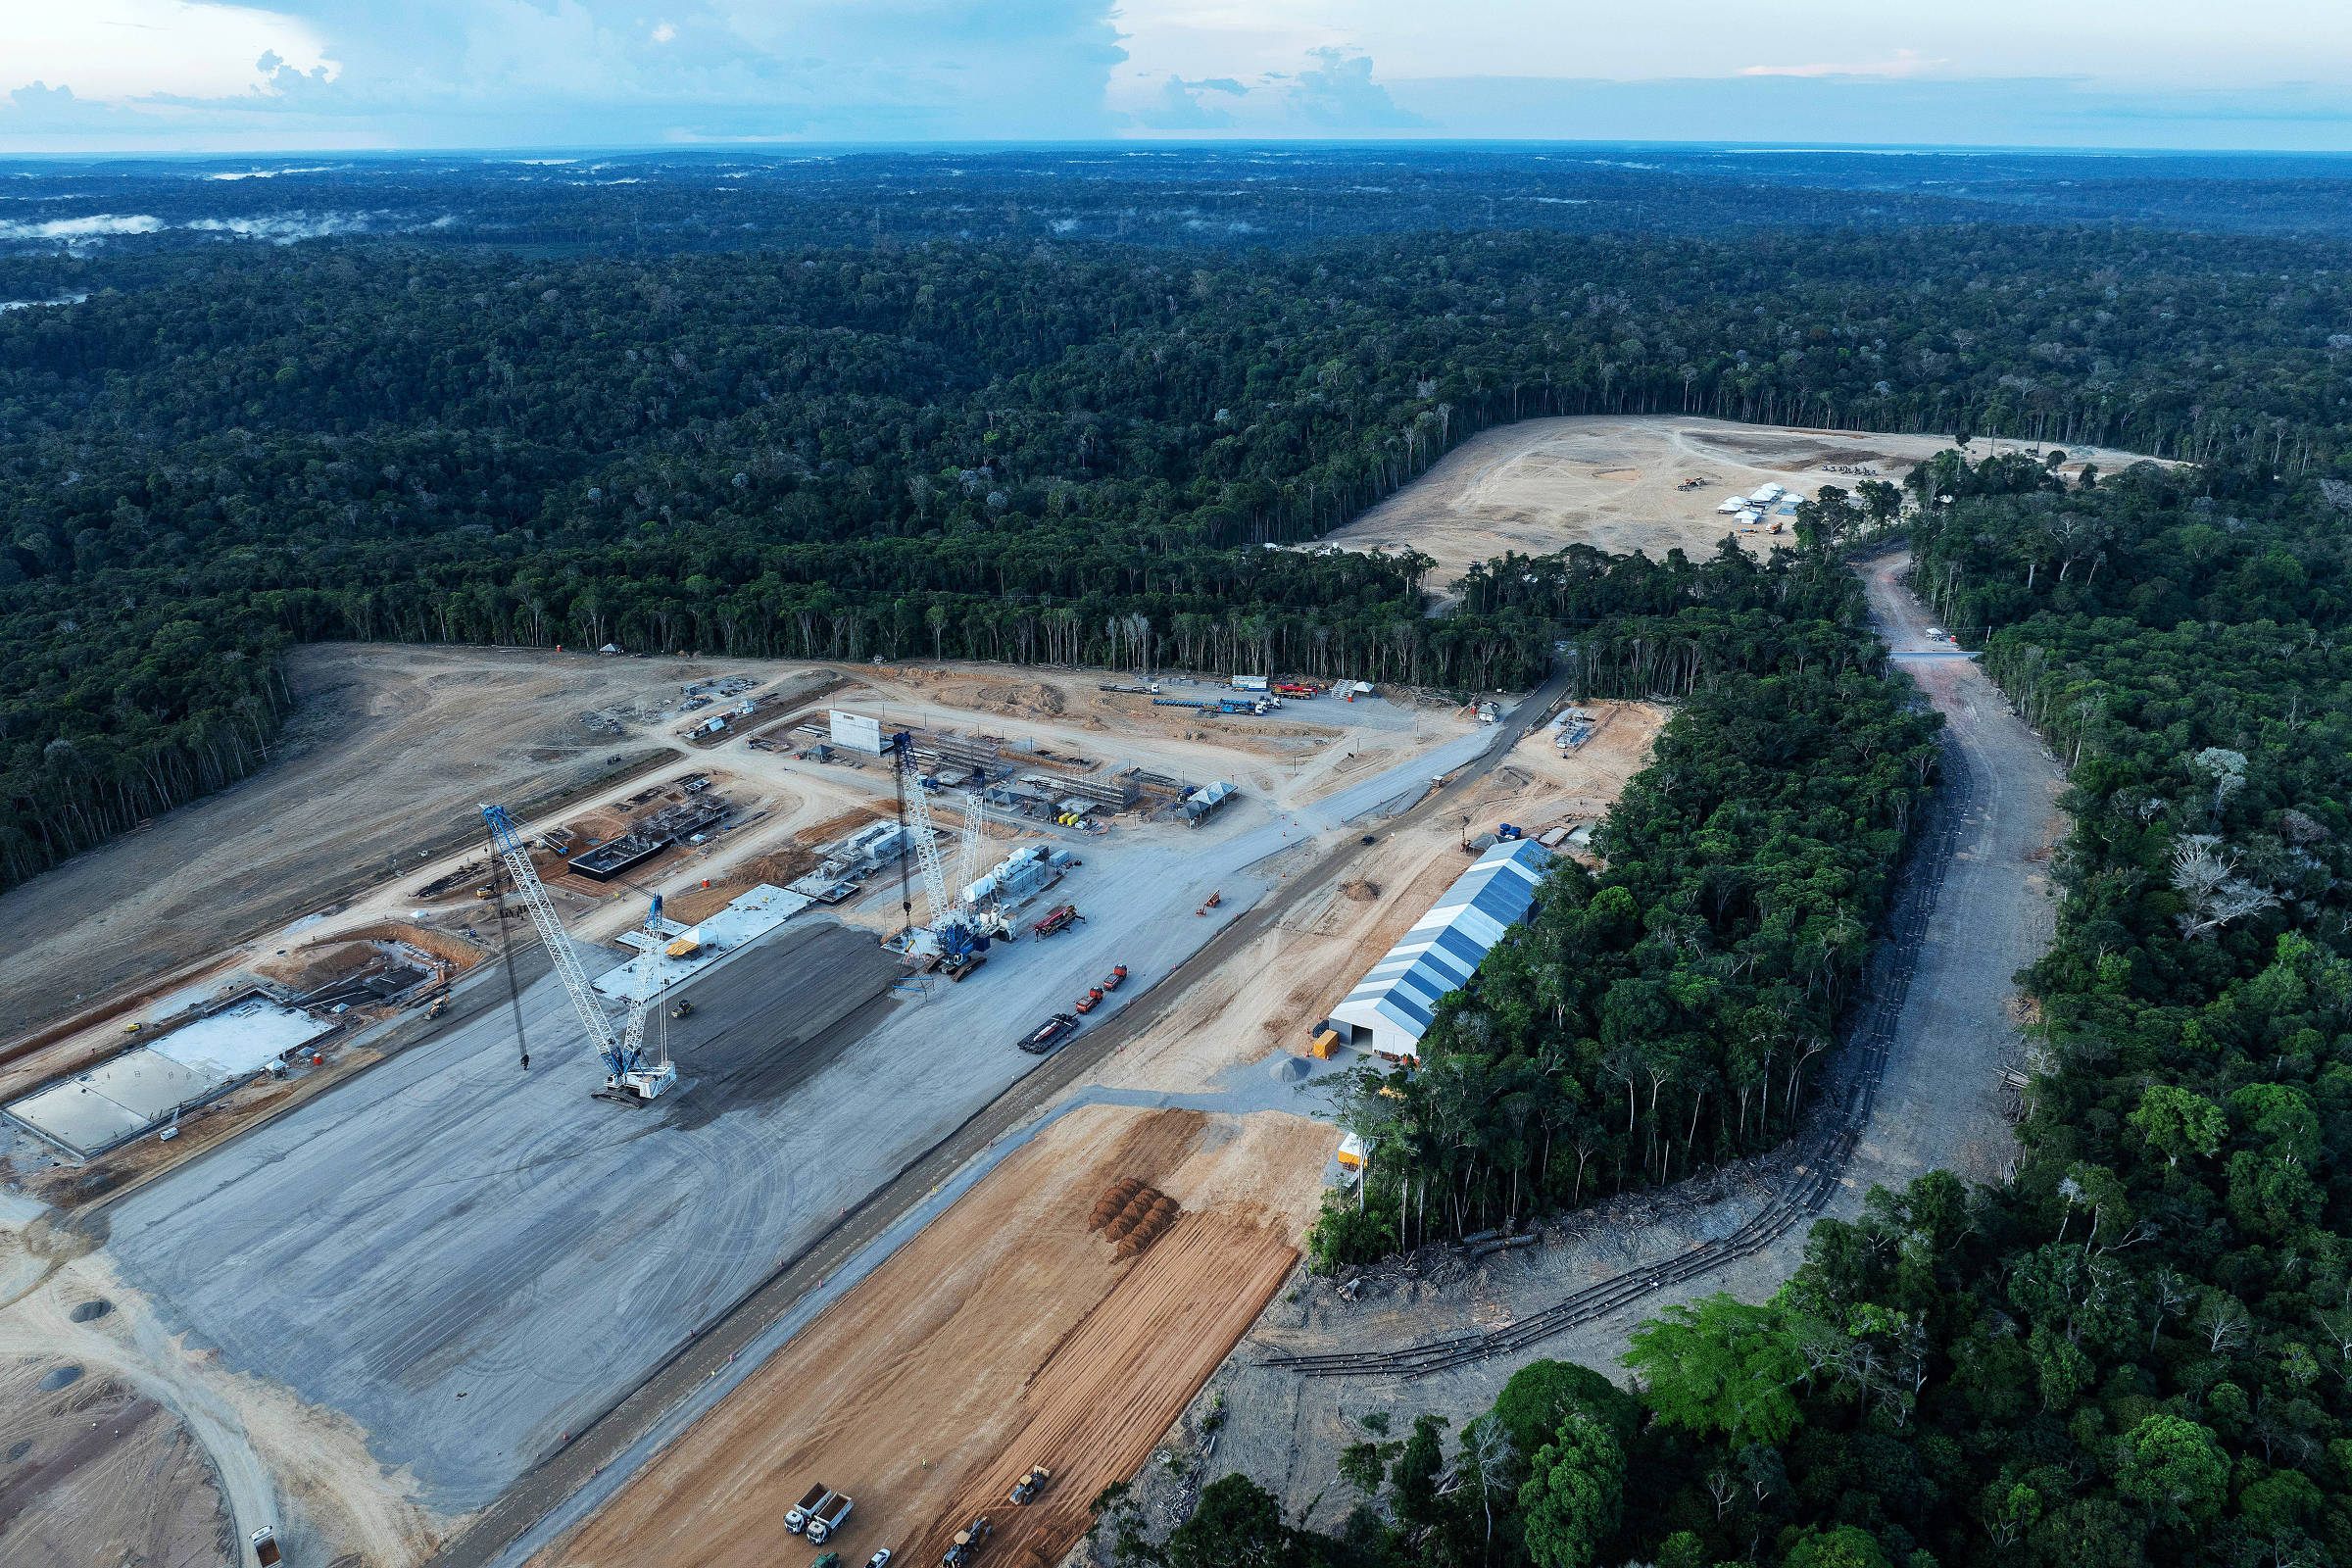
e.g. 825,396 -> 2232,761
1327,840 -> 1550,1065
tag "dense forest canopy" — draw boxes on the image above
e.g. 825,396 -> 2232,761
1225,460 -> 2352,1568
5,215 -> 2352,886
1313,540 -> 1940,1266
14,146 -> 2352,261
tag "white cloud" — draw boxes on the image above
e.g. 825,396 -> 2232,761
9,1 -> 333,103
0,214 -> 166,239
1288,49 -> 1423,129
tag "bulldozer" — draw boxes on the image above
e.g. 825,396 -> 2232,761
943,1515 -> 993,1566
1008,1464 -> 1052,1505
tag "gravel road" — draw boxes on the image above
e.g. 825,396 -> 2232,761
1201,547 -> 2066,1518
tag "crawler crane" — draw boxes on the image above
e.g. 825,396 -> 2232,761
480,803 -> 680,1106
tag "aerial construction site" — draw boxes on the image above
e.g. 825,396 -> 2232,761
0,591 -> 1666,1568
0,418 -> 1997,1568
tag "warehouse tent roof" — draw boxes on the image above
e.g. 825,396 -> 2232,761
1332,839 -> 1550,1049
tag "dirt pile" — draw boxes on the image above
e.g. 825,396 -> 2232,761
975,681 -> 1066,717
1340,880 -> 1380,902
1090,1180 -> 1182,1259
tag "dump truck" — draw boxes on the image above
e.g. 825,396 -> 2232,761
943,1516 -> 994,1566
1018,1013 -> 1081,1055
1009,1464 -> 1052,1504
808,1491 -> 855,1544
786,1484 -> 833,1534
1075,967 -> 1126,1013
251,1527 -> 283,1567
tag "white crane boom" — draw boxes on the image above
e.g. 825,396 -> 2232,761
481,803 -> 677,1104
899,766 -> 955,930
954,787 -> 986,906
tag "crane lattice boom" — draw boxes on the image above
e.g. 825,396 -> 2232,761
481,803 -> 675,1103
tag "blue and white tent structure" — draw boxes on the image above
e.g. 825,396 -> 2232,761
1329,838 -> 1552,1064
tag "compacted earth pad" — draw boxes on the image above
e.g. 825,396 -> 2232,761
542,1103 -> 1327,1568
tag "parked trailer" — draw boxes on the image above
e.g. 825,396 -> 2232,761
1032,905 -> 1083,938
1018,1013 -> 1082,1054
808,1492 -> 856,1544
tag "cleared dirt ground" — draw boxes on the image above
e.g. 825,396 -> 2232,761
543,1103 -> 1327,1568
0,1349 -> 235,1568
1098,701 -> 1664,1096
0,645 -> 723,1040
1318,416 -> 2159,598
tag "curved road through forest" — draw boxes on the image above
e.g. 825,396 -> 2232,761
1228,552 -> 2066,1499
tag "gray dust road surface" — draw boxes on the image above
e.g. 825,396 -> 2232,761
1202,549 -> 2066,1517
101,920 -> 904,1513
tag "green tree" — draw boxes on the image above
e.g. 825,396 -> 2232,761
1624,1294 -> 1807,1446
2126,1085 -> 2226,1166
1516,1405 -> 1625,1568
1163,1474 -> 1327,1568
2113,1414 -> 2229,1523
1780,1525 -> 1891,1568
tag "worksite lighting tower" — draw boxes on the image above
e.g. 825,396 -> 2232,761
480,803 -> 679,1106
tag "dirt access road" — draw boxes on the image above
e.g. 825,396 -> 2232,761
1318,415 -> 2158,599
1201,550 -> 2067,1519
544,1105 -> 1321,1568
0,644 -> 728,1041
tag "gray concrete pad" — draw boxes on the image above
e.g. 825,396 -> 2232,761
102,920 -> 904,1512
97,723 -> 1522,1516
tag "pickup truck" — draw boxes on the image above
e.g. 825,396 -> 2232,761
786,1483 -> 832,1534
1018,1013 -> 1081,1054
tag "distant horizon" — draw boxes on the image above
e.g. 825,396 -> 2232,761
11,139 -> 2352,163
14,3 -> 2352,157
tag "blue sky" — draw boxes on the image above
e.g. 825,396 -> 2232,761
7,0 -> 2352,152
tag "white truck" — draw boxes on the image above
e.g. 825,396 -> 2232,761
808,1491 -> 856,1544
786,1483 -> 833,1534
